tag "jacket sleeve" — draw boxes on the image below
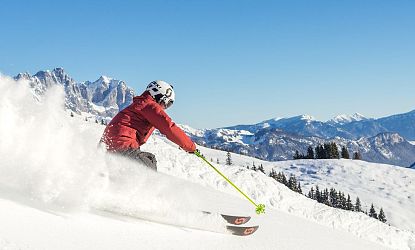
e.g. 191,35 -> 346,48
140,103 -> 196,152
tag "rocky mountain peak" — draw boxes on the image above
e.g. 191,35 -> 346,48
15,68 -> 135,118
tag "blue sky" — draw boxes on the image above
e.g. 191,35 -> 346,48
1,0 -> 414,128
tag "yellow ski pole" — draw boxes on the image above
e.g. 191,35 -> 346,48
194,150 -> 265,215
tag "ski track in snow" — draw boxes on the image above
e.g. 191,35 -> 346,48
1,75 -> 415,249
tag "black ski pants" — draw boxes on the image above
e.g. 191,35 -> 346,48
118,148 -> 157,171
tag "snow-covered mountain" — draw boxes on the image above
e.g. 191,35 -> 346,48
1,76 -> 415,249
14,68 -> 135,118
356,133 -> 415,167
377,109 -> 415,141
329,112 -> 368,125
225,111 -> 415,141
224,114 -> 353,139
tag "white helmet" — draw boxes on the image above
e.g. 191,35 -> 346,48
146,80 -> 175,109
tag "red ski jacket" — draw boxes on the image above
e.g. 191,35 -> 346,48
101,91 -> 196,152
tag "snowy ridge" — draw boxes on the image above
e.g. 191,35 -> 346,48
329,113 -> 368,124
1,75 -> 415,249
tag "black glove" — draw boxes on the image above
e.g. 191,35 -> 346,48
179,147 -> 200,155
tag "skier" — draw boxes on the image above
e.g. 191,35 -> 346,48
100,80 -> 196,171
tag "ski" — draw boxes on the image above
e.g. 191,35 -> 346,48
226,225 -> 259,236
202,211 -> 251,225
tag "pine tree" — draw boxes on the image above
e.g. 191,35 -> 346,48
337,192 -> 342,209
331,142 -> 340,159
319,188 -> 326,204
315,145 -> 322,159
314,145 -> 321,159
276,172 -> 288,186
258,164 -> 265,174
293,150 -> 301,160
323,143 -> 331,159
378,208 -> 387,223
355,197 -> 362,212
226,151 -> 232,166
329,188 -> 337,207
288,175 -> 298,191
315,186 -> 321,202
346,194 -> 353,210
307,146 -> 315,159
340,192 -> 347,209
275,172 -> 281,182
341,146 -> 350,159
369,204 -> 378,219
323,188 -> 330,205
297,182 -> 302,194
353,152 -> 362,160
308,187 -> 315,199
269,169 -> 277,178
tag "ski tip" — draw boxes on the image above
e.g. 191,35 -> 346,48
221,214 -> 251,225
226,225 -> 259,236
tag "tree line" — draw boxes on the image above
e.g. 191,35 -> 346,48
269,169 -> 302,194
306,184 -> 387,223
293,143 -> 362,160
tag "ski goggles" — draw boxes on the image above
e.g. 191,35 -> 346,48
163,99 -> 174,109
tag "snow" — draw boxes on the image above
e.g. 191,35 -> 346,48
88,102 -> 117,113
214,128 -> 254,145
178,124 -> 206,137
410,141 -> 415,145
203,147 -> 415,233
1,75 -> 415,250
330,113 -> 368,124
99,75 -> 112,83
300,114 -> 315,121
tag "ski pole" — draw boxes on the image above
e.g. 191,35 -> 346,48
194,150 -> 265,215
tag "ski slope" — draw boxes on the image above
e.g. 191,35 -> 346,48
201,149 -> 415,233
1,75 -> 415,249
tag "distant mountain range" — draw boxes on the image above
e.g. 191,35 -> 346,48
14,68 -> 415,168
181,125 -> 415,168
223,112 -> 415,141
